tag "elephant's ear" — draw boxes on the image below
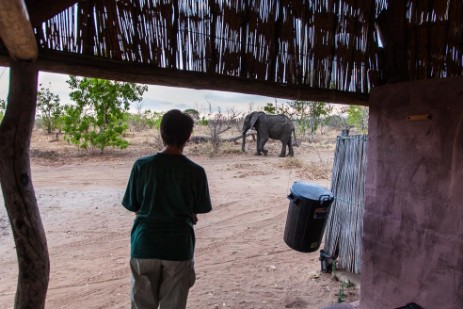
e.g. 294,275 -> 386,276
250,112 -> 261,128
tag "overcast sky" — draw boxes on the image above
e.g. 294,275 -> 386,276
0,66 -> 279,114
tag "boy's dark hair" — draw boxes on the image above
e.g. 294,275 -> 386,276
160,109 -> 194,147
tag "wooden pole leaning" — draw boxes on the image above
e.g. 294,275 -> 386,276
0,1 -> 49,308
0,60 -> 49,309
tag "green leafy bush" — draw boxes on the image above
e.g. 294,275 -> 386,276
184,108 -> 200,120
63,76 -> 147,152
128,110 -> 163,131
0,99 -> 5,123
36,83 -> 64,134
347,105 -> 369,133
263,102 -> 276,114
279,100 -> 332,140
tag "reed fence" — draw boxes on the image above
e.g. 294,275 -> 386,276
323,134 -> 368,274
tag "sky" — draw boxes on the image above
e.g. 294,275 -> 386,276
0,66 -> 277,115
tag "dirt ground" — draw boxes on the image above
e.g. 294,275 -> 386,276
0,127 -> 359,309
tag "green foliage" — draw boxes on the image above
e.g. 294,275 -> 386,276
263,102 -> 276,114
336,283 -> 347,303
347,105 -> 369,133
184,108 -> 200,120
128,110 -> 163,131
324,114 -> 347,130
331,262 -> 357,303
199,116 -> 208,126
279,100 -> 333,140
151,113 -> 163,129
36,83 -> 64,134
336,281 -> 356,303
63,76 -> 147,152
308,101 -> 333,133
0,98 -> 5,123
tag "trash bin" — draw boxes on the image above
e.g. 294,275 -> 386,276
284,181 -> 334,252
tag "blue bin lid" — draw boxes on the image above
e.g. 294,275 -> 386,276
290,181 -> 333,201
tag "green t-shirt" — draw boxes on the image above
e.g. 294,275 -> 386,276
122,153 -> 212,260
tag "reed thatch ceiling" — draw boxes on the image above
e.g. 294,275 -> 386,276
0,0 -> 462,105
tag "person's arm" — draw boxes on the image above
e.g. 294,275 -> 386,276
193,169 -> 212,214
122,162 -> 141,213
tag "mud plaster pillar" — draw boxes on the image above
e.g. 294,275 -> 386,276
360,77 -> 463,308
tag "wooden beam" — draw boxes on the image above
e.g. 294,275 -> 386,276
25,0 -> 78,27
0,60 -> 49,308
0,0 -> 37,60
0,51 -> 369,105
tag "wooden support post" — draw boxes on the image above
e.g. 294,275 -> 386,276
0,0 -> 38,61
0,60 -> 49,309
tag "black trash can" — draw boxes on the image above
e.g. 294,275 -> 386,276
284,182 -> 334,252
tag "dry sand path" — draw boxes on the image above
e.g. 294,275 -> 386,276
0,149 -> 358,308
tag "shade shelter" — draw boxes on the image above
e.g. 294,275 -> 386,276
0,1 -> 462,308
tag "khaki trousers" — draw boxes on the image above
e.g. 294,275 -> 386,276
130,258 -> 196,309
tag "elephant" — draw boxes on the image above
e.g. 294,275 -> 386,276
241,111 -> 297,157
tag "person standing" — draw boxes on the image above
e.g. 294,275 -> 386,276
122,109 -> 212,308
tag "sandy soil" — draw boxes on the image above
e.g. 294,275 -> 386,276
0,128 -> 358,309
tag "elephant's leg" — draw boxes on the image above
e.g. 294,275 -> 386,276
260,136 -> 269,156
279,140 -> 287,157
287,137 -> 294,157
255,134 -> 262,155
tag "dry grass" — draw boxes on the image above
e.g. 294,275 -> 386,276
296,161 -> 332,180
236,171 -> 272,178
220,142 -> 243,155
29,126 -> 338,172
276,157 -> 304,169
275,157 -> 332,181
187,142 -> 216,157
229,162 -> 254,169
187,139 -> 243,158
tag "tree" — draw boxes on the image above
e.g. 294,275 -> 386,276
184,108 -> 200,120
36,83 -> 63,134
0,98 -> 5,123
128,109 -> 163,131
63,76 -> 147,152
278,100 -> 332,140
263,102 -> 276,114
207,107 -> 241,153
308,101 -> 333,134
347,105 -> 369,133
128,101 -> 164,131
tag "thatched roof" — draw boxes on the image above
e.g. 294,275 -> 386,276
1,0 -> 462,105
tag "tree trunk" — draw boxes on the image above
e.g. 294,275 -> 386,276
0,60 -> 49,308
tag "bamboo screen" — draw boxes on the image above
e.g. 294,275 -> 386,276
31,0 -> 463,95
